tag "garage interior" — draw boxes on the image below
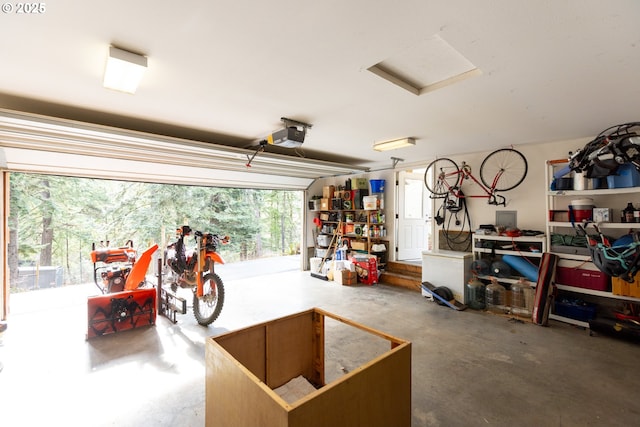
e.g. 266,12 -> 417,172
1,1 -> 640,427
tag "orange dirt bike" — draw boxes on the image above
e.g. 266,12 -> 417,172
163,225 -> 230,325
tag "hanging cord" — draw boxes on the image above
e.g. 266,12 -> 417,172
246,140 -> 267,167
440,190 -> 472,251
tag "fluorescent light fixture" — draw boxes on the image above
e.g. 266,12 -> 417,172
103,46 -> 147,94
373,137 -> 415,152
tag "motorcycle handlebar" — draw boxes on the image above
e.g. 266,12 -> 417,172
171,228 -> 230,245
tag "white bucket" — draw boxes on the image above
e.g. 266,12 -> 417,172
573,172 -> 593,191
310,257 -> 322,272
363,195 -> 377,210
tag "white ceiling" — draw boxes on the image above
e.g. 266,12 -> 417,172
1,0 -> 639,171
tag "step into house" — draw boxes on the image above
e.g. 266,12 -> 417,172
379,261 -> 422,292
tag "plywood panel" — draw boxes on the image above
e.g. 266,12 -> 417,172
213,324 -> 267,381
438,229 -> 471,251
310,310 -> 324,387
266,311 -> 314,389
206,338 -> 288,427
288,342 -> 411,427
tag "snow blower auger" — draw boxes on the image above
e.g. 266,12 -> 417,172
87,242 -> 159,339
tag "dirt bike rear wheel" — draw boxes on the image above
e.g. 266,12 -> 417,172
193,272 -> 225,326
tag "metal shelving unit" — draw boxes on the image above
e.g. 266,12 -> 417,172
471,234 -> 546,286
545,160 -> 640,326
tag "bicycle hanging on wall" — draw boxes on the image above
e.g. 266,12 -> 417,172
424,148 -> 528,251
424,148 -> 528,206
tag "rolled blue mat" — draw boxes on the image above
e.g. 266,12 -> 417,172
502,254 -> 539,282
553,165 -> 572,179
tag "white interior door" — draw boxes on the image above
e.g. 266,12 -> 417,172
397,170 -> 431,260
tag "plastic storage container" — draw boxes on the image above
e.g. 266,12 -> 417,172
363,196 -> 377,210
370,179 -> 385,193
554,298 -> 597,322
607,163 -> 640,189
317,235 -> 332,247
570,198 -> 594,222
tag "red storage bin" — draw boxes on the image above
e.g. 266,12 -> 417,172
556,266 -> 610,291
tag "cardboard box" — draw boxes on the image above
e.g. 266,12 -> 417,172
322,185 -> 335,199
354,255 -> 378,285
351,178 -> 368,190
320,198 -> 330,210
350,240 -> 367,251
549,210 -> 570,222
612,275 -> 640,297
593,207 -> 612,223
206,308 -> 411,427
335,270 -> 357,285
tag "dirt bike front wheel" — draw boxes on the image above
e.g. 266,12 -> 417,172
193,272 -> 225,326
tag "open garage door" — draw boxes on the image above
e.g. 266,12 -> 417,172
0,109 -> 368,319
0,109 -> 367,189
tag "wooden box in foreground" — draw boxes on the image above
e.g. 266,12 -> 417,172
205,308 -> 411,427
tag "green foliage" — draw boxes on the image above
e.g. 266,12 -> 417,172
9,173 -> 302,288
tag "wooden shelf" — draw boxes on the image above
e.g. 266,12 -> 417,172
314,207 -> 387,259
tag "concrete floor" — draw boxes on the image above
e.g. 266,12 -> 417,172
0,255 -> 639,427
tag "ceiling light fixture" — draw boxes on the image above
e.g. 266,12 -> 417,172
103,46 -> 147,94
373,137 -> 415,152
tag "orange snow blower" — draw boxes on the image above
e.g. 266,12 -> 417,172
87,242 -> 159,339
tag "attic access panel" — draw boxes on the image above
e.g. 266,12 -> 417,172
368,34 -> 481,95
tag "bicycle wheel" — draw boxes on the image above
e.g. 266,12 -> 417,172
480,148 -> 528,192
424,158 -> 459,196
